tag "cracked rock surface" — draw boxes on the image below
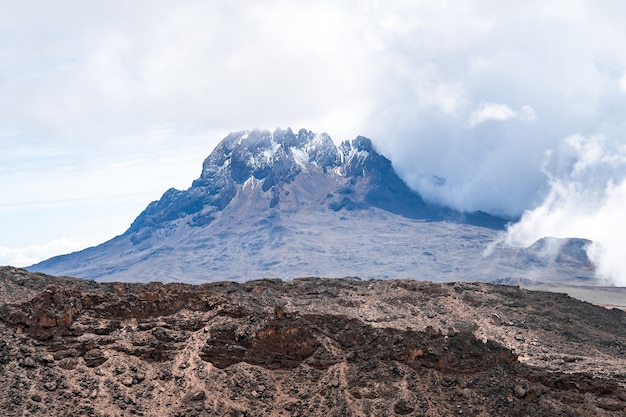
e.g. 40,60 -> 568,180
0,266 -> 625,416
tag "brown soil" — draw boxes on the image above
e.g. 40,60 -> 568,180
0,266 -> 625,416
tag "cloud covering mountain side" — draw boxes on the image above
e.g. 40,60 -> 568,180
505,134 -> 626,285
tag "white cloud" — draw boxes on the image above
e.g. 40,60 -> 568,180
620,73 -> 626,93
505,134 -> 626,285
468,102 -> 523,127
0,237 -> 101,268
519,105 -> 536,121
467,102 -> 536,127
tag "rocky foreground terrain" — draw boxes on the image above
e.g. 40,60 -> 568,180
1,266 -> 625,416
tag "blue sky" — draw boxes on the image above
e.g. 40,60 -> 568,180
2,1 -> 626,283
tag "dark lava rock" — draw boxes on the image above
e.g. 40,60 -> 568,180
0,267 -> 624,416
83,349 -> 108,368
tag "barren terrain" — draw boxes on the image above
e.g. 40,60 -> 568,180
0,266 -> 625,416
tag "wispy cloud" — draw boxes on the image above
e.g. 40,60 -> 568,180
468,102 -> 535,127
0,237 -> 101,267
505,134 -> 626,284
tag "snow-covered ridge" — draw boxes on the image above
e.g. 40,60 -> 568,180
212,128 -> 342,172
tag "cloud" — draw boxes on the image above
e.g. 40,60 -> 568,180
0,1 -> 372,144
0,237 -> 101,268
505,134 -> 626,285
357,0 -> 626,217
468,102 -> 534,127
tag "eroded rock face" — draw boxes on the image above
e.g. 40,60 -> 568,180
201,314 -> 320,369
1,281 -> 229,340
0,267 -> 625,416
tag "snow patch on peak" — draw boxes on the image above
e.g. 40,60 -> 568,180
291,147 -> 310,171
331,165 -> 346,177
308,133 -> 329,149
238,132 -> 250,142
243,176 -> 262,190
344,146 -> 369,165
271,140 -> 281,155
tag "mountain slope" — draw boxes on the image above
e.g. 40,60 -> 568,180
28,128 -> 591,284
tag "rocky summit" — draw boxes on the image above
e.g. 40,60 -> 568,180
0,266 -> 625,416
28,128 -> 594,285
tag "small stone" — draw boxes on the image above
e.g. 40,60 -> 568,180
394,400 -> 415,415
44,381 -> 57,391
134,372 -> 146,383
122,376 -> 134,387
84,349 -> 108,368
189,391 -> 206,401
31,394 -> 42,402
514,385 -> 526,398
20,357 -> 37,368
251,390 -> 259,397
283,401 -> 298,411
90,389 -> 98,399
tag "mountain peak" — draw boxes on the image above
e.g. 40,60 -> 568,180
198,128 -> 341,184
126,128 -> 507,237
28,128 -> 510,282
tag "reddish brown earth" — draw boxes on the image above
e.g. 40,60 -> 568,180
0,266 -> 625,416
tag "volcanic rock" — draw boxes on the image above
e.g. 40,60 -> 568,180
0,266 -> 625,416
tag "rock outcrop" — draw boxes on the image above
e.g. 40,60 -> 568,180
0,266 -> 625,416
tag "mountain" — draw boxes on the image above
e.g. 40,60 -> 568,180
0,266 -> 625,416
28,128 -> 593,284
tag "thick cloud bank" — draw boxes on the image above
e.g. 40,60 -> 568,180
505,135 -> 626,285
362,1 -> 626,218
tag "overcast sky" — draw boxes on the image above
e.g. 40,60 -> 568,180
2,1 -> 626,283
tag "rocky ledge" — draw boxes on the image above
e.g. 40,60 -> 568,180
0,266 -> 625,416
